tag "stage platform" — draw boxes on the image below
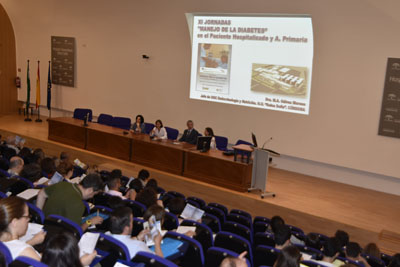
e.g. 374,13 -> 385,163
1,114 -> 399,254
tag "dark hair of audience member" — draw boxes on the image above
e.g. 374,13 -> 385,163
305,233 -> 322,250
274,225 -> 292,246
155,119 -> 163,128
108,196 -> 126,210
135,187 -> 158,208
18,147 -> 31,162
0,196 -> 26,234
110,169 -> 122,179
32,148 -> 45,164
389,254 -> 400,267
167,197 -> 185,216
205,127 -> 214,137
2,146 -> 16,160
335,230 -> 349,248
107,176 -> 120,190
323,237 -> 341,258
109,207 -> 132,234
271,215 -> 285,233
136,115 -> 144,124
41,231 -> 83,267
57,161 -> 74,177
137,169 -> 150,181
145,178 -> 158,191
346,242 -> 361,258
274,245 -> 301,267
19,163 -> 42,182
41,157 -> 56,176
143,204 -> 166,224
363,243 -> 381,259
129,179 -> 143,193
59,151 -> 70,162
80,173 -> 104,191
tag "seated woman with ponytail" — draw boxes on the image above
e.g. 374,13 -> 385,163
0,196 -> 45,261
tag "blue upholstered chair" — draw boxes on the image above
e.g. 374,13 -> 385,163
97,113 -> 113,126
73,108 -> 93,122
10,256 -> 48,267
132,251 -> 178,267
205,247 -> 251,267
254,245 -> 280,267
214,136 -> 228,151
214,231 -> 253,266
111,116 -> 131,130
144,123 -> 155,134
165,127 -> 179,140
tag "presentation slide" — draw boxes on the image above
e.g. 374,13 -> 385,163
188,14 -> 314,115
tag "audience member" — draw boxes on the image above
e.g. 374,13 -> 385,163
346,242 -> 371,267
56,161 -> 74,182
108,207 -> 163,258
275,225 -> 292,250
29,148 -> 45,165
107,176 -> 134,200
311,237 -> 342,267
36,173 -> 104,230
17,147 -> 31,163
274,245 -> 301,267
145,178 -> 158,191
389,254 -> 400,267
41,231 -> 96,267
135,187 -> 161,208
59,151 -> 71,164
40,157 -> 57,180
19,163 -> 42,183
137,169 -> 150,186
179,120 -> 199,145
150,120 -> 167,140
204,127 -> 216,149
335,230 -> 350,248
305,232 -> 322,250
131,114 -> 145,133
269,215 -> 304,246
220,251 -> 248,267
363,243 -> 381,259
166,197 -> 186,223
7,156 -> 24,178
129,179 -> 143,194
0,197 -> 45,261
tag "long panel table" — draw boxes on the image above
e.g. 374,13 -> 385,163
48,117 -> 252,192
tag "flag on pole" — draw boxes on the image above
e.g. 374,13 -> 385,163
47,61 -> 52,110
35,61 -> 40,109
26,60 -> 31,111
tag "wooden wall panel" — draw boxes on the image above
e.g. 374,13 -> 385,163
0,3 -> 17,114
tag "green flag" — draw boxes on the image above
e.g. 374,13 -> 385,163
26,60 -> 31,111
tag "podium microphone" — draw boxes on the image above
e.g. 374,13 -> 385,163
262,137 -> 273,149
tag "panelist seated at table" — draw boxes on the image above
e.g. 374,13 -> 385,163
178,120 -> 199,145
131,114 -> 145,133
150,120 -> 168,140
204,127 -> 216,150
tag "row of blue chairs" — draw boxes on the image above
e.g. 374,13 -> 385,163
73,108 -> 256,151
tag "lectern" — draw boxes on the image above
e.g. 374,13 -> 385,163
248,148 -> 275,198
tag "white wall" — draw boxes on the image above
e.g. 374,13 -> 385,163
2,0 -> 400,185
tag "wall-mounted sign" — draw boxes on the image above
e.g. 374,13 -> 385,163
378,58 -> 400,138
51,36 -> 75,87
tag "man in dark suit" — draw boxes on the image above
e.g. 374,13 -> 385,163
179,120 -> 199,145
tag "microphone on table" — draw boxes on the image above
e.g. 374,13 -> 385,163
83,113 -> 89,127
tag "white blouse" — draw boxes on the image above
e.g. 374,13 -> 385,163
151,127 -> 168,139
